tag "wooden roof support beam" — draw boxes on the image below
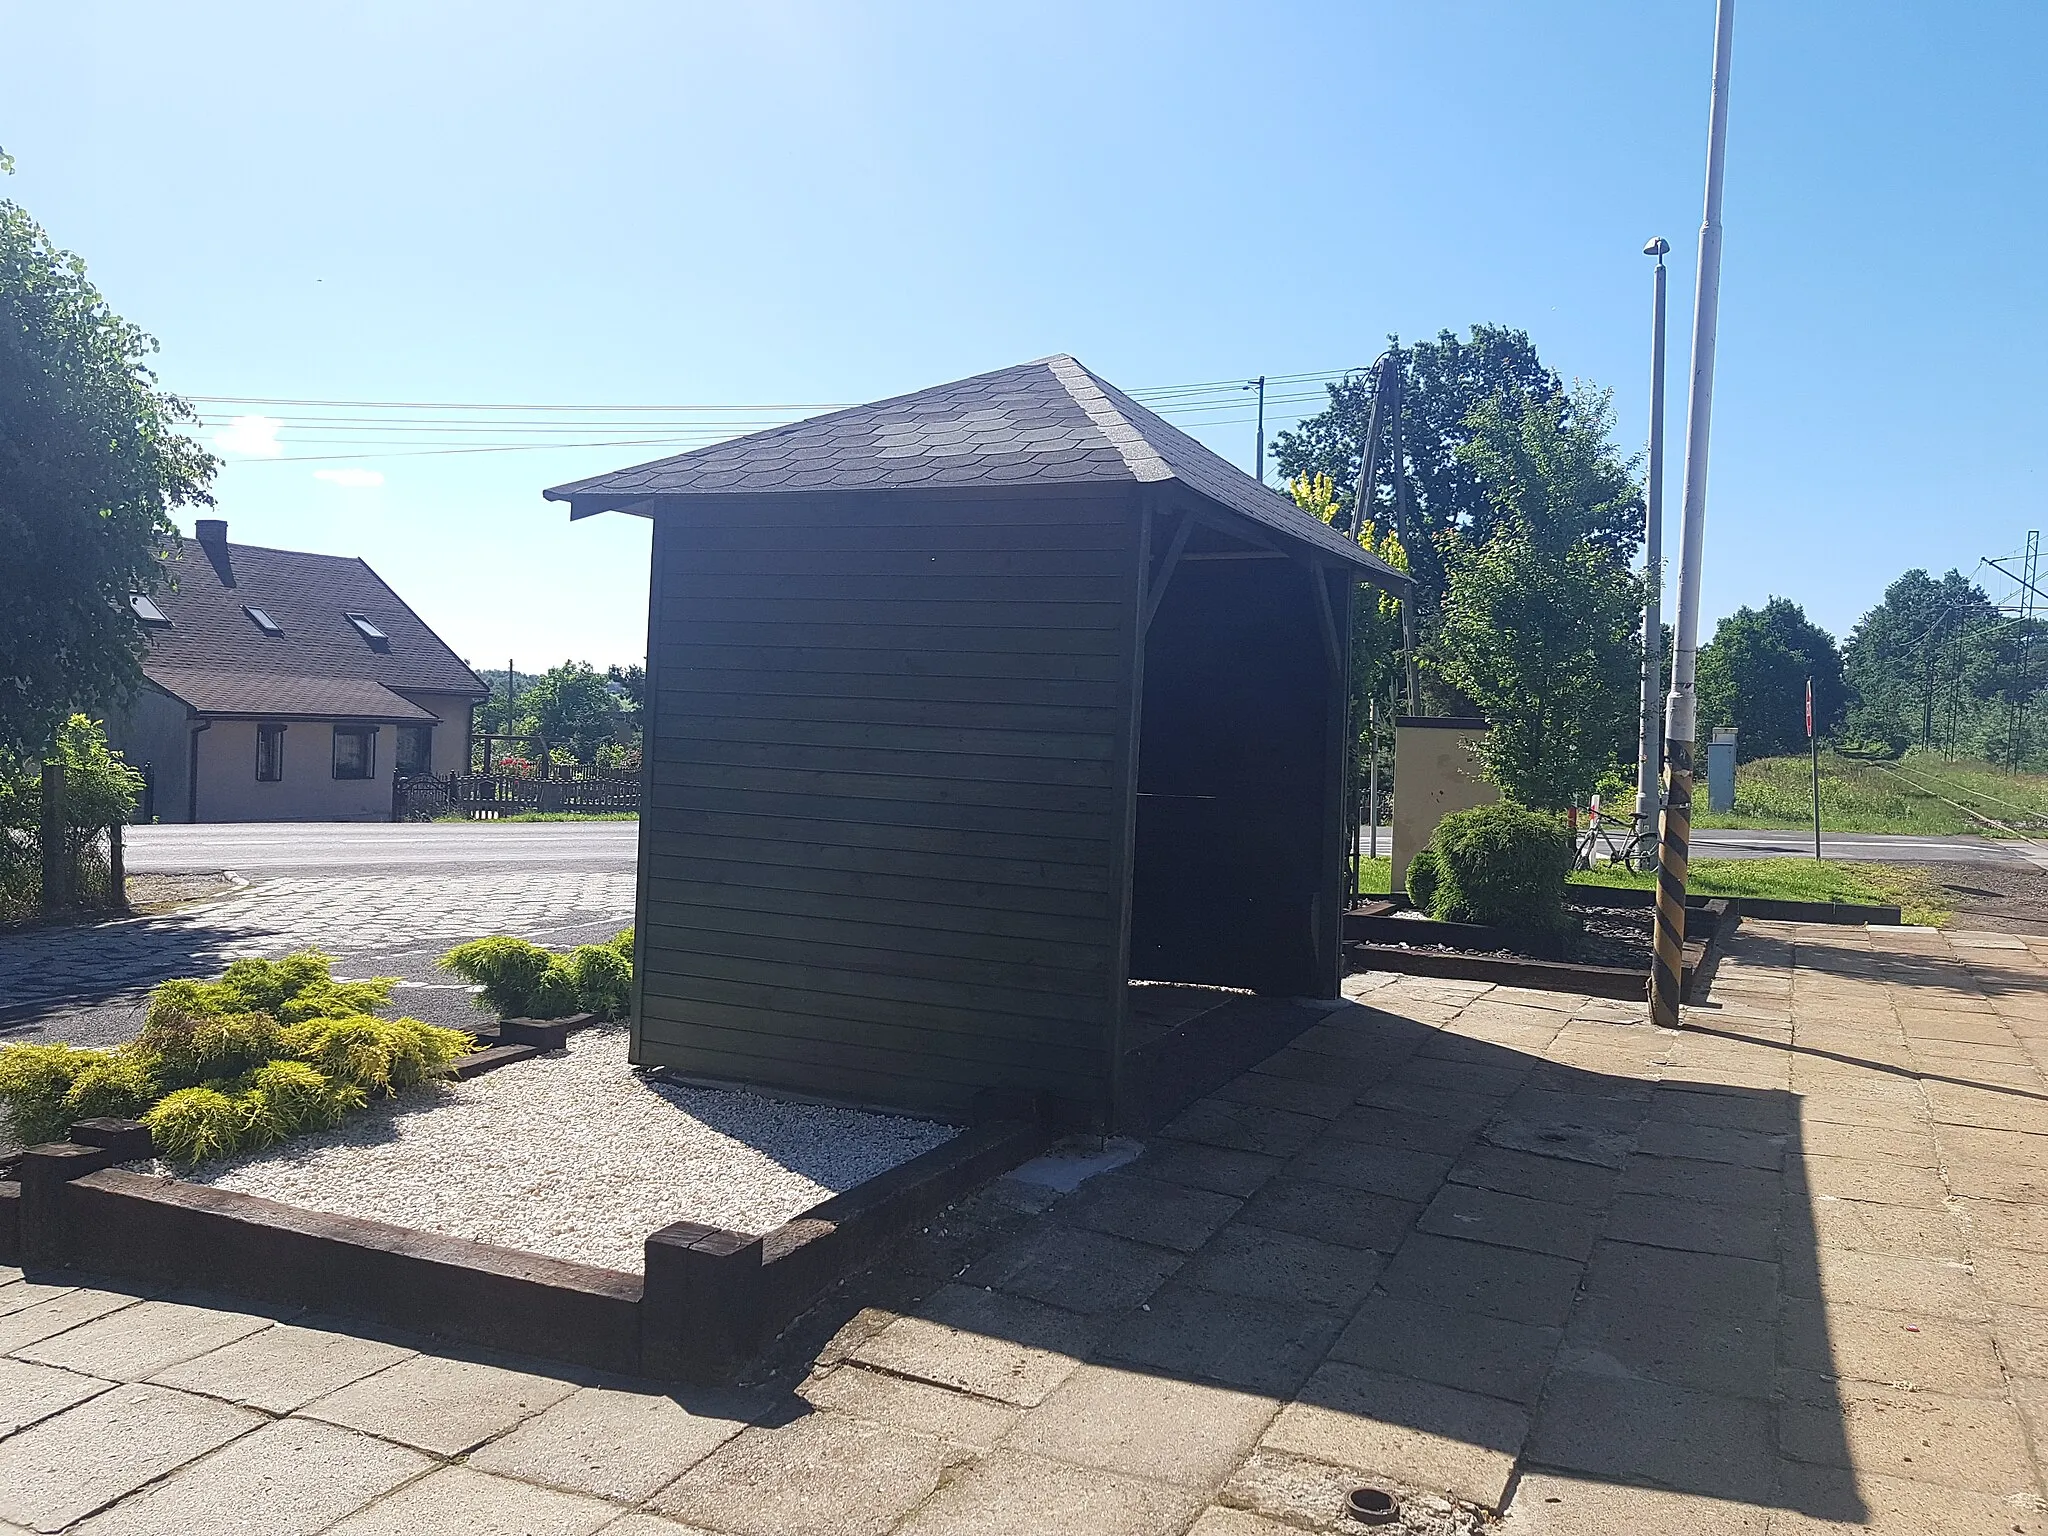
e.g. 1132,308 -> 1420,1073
1141,510 -> 1195,636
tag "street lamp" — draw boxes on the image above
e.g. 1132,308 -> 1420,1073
1634,237 -> 1671,861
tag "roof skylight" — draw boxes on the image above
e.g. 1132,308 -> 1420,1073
345,611 -> 390,648
130,594 -> 171,625
245,606 -> 283,635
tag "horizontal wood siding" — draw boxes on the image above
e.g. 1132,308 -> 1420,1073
638,489 -> 1137,1120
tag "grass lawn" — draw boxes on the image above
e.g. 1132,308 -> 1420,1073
1694,751 -> 2048,836
1357,852 -> 1950,926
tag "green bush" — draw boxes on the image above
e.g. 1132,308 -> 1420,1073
0,949 -> 470,1161
144,1086 -> 265,1165
440,929 -> 635,1020
1404,845 -> 1442,912
565,944 -> 631,1021
1419,801 -> 1575,933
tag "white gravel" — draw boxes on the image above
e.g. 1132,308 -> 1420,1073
157,1026 -> 958,1274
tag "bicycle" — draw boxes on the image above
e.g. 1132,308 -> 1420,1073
1573,796 -> 1660,873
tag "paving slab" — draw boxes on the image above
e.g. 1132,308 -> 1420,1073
1618,1152 -> 1782,1206
1326,1103 -> 1485,1158
1525,1369 -> 1775,1503
962,1223 -> 1184,1315
1560,1290 -> 1776,1400
1966,1245 -> 2048,1309
1605,1191 -> 1779,1260
1159,1099 -> 1328,1158
850,1284 -> 1101,1407
1004,1362 -> 1278,1488
1797,1194 -> 1967,1259
894,1446 -> 1204,1536
1635,1118 -> 1787,1169
1092,1281 -> 1344,1397
1781,1247 -> 1988,1320
0,1288 -> 145,1355
0,1357 -> 115,1438
1329,1294 -> 1559,1406
0,1382 -> 263,1534
321,1466 -> 617,1536
652,1410 -> 968,1536
1582,1239 -> 1778,1321
800,1363 -> 1019,1449
467,1382 -> 750,1503
1415,1183 -> 1600,1261
74,1414 -> 430,1536
1994,1301 -> 2048,1379
147,1319 -> 415,1413
1775,1372 -> 2040,1495
1213,1068 -> 1359,1119
1235,1176 -> 1420,1252
302,1350 -> 578,1456
1770,1460 -> 2048,1534
17,1298 -> 275,1382
1130,1141 -> 1283,1199
1285,1138 -> 1458,1203
1375,1232 -> 1584,1328
1175,1220 -> 1385,1314
1496,1471 -> 1770,1534
1263,1362 -> 1528,1509
1055,1172 -> 1242,1253
1780,1298 -> 2007,1395
1443,1144 -> 1619,1208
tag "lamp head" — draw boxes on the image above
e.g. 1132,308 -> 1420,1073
1644,236 -> 1670,259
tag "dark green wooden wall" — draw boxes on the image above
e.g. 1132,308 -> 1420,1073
632,486 -> 1142,1121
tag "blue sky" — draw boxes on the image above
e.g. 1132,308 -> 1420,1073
6,1 -> 2043,670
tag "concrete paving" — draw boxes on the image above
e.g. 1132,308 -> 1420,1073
2,921 -> 2047,1532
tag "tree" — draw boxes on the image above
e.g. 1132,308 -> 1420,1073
0,714 -> 141,830
605,663 -> 646,712
1843,570 -> 2009,757
1271,325 -> 1642,624
1696,599 -> 1845,760
519,662 -> 624,763
0,155 -> 217,762
1433,389 -> 1644,809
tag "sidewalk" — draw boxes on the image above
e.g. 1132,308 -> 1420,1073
1,920 -> 2044,1534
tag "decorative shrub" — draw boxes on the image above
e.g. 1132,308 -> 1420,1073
439,928 -> 635,1021
1404,845 -> 1442,913
144,1086 -> 263,1164
1417,801 -> 1575,933
0,950 -> 471,1163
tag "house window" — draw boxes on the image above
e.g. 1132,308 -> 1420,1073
256,723 -> 285,782
332,726 -> 376,780
245,606 -> 283,636
130,595 -> 171,625
395,723 -> 433,777
344,611 -> 390,650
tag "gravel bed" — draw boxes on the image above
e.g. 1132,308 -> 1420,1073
152,1026 -> 958,1273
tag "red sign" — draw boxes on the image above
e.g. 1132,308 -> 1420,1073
1806,678 -> 1814,739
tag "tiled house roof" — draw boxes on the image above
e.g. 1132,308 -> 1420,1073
136,535 -> 487,708
544,356 -> 1408,586
144,670 -> 439,722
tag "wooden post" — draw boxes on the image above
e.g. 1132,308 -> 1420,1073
39,762 -> 68,913
109,820 -> 126,909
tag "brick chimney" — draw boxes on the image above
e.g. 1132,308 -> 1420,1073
195,519 -> 228,545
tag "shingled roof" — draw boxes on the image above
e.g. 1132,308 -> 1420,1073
145,670 -> 439,723
544,356 -> 1407,586
135,533 -> 487,705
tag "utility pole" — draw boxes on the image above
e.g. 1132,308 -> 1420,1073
1634,237 -> 1671,862
1246,376 -> 1267,483
1389,357 -> 1421,714
1651,0 -> 1736,1031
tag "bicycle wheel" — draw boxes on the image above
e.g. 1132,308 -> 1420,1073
1622,832 -> 1659,873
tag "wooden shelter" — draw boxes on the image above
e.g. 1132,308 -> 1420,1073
546,356 -> 1407,1129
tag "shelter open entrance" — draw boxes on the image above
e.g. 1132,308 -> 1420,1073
546,356 -> 1408,1134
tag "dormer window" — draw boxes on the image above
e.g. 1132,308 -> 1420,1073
245,606 -> 283,636
344,611 -> 390,650
130,595 -> 171,625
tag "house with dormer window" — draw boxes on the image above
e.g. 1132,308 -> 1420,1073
105,519 -> 487,821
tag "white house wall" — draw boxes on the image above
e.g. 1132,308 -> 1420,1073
101,688 -> 192,824
192,719 -> 393,822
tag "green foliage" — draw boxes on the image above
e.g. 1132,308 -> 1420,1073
565,944 -> 631,1021
0,1042 -> 99,1145
1436,527 -> 1642,810
609,926 -> 634,960
440,935 -> 555,1017
1841,568 -> 2037,763
1404,845 -> 1442,911
278,1015 -> 471,1096
1420,802 -> 1575,932
0,183 -> 217,759
144,1086 -> 264,1165
246,1059 -> 365,1136
0,716 -> 144,831
60,1050 -> 157,1122
0,948 -> 465,1160
1697,598 -> 1845,760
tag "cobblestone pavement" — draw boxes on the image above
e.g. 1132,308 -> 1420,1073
0,871 -> 635,1048
3,921 -> 2048,1533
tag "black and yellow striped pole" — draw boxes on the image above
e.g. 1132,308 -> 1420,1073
1649,0 -> 1735,1029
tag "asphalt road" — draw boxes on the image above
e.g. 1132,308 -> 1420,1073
1690,827 -> 2048,866
126,820 -> 639,876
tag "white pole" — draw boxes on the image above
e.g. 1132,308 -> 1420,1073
1651,0 -> 1735,1030
1634,240 -> 1670,851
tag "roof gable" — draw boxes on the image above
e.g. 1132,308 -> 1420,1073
544,356 -> 1405,583
134,538 -> 486,696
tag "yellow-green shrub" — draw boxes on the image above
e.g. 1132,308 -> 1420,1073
59,1050 -> 158,1123
440,936 -> 557,1017
137,1008 -> 283,1089
0,1043 -> 99,1145
565,944 -> 631,1021
279,1015 -> 472,1096
144,1086 -> 268,1165
246,1060 -> 365,1136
